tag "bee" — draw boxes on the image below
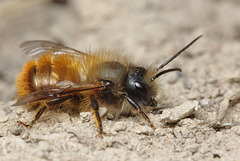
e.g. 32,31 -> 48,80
13,36 -> 202,136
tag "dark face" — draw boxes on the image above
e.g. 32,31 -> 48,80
125,67 -> 155,106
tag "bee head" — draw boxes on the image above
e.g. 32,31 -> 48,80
124,35 -> 202,107
125,67 -> 156,106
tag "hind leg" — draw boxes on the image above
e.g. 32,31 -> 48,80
18,95 -> 72,127
18,104 -> 48,127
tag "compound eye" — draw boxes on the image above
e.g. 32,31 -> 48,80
133,81 -> 151,105
134,81 -> 144,90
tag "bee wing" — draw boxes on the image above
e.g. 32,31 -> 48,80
13,81 -> 104,106
20,40 -> 87,57
13,88 -> 65,106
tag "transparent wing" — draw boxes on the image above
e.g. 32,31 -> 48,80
13,81 -> 105,106
20,40 -> 87,57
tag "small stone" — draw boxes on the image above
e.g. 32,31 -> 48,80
80,112 -> 91,123
99,107 -> 107,117
112,121 -> 127,132
215,98 -> 230,123
16,108 -> 25,115
0,115 -> 8,123
160,101 -> 199,123
155,128 -> 165,136
21,132 -> 30,140
200,99 -> 209,108
134,126 -> 154,135
11,127 -> 24,136
188,144 -> 200,153
110,130 -> 117,135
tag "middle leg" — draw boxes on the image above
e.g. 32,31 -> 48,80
90,95 -> 103,137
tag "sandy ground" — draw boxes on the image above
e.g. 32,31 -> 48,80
0,0 -> 240,160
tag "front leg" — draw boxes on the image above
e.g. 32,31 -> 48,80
124,95 -> 155,129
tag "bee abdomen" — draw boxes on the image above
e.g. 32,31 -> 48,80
17,54 -> 55,96
16,60 -> 38,96
35,53 -> 53,89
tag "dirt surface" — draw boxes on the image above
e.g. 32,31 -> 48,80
0,0 -> 240,160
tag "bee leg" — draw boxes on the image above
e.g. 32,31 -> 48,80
17,104 -> 48,128
90,95 -> 103,137
124,95 -> 156,130
17,96 -> 72,128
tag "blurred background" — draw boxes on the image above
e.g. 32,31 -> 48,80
0,0 -> 239,102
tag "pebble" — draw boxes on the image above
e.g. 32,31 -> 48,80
112,121 -> 127,132
188,144 -> 200,153
160,100 -> 199,123
200,99 -> 209,108
80,112 -> 91,123
0,115 -> 8,123
16,108 -> 25,115
134,126 -> 154,135
99,107 -> 107,117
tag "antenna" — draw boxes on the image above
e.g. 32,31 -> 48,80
151,35 -> 202,81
